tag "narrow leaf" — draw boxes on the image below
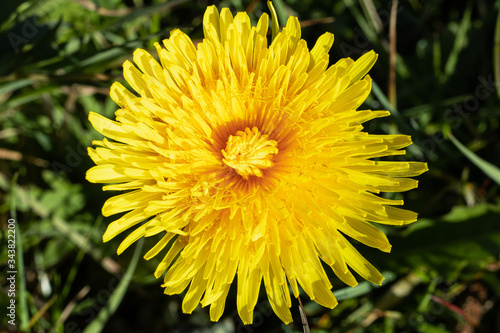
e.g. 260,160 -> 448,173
82,239 -> 143,333
442,1 -> 472,83
449,133 -> 500,185
494,4 -> 500,98
267,1 -> 279,41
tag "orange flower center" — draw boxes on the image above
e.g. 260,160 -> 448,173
221,127 -> 278,179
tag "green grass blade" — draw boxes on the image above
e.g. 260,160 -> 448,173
359,0 -> 383,33
371,81 -> 425,158
52,218 -> 101,261
403,95 -> 469,117
442,1 -> 472,83
53,250 -> 85,331
373,204 -> 500,273
433,33 -> 442,79
334,272 -> 396,301
82,239 -> 143,333
448,133 -> 500,185
52,217 -> 119,275
334,281 -> 374,301
267,0 -> 280,41
271,0 -> 288,29
0,86 -> 60,111
0,78 -> 32,96
371,81 -> 400,118
342,0 -> 377,43
494,5 -> 500,98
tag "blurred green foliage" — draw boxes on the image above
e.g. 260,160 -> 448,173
1,0 -> 500,332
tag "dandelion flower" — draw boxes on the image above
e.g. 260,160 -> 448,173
87,3 -> 428,325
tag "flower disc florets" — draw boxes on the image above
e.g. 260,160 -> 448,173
222,127 -> 279,179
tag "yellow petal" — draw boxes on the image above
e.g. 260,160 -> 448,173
309,32 -> 334,70
103,208 -> 152,241
341,236 -> 385,285
347,50 -> 378,86
203,5 -> 220,43
144,233 -> 176,260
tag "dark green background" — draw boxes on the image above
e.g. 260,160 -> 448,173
1,0 -> 500,332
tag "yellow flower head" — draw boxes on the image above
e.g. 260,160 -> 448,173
87,4 -> 428,325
